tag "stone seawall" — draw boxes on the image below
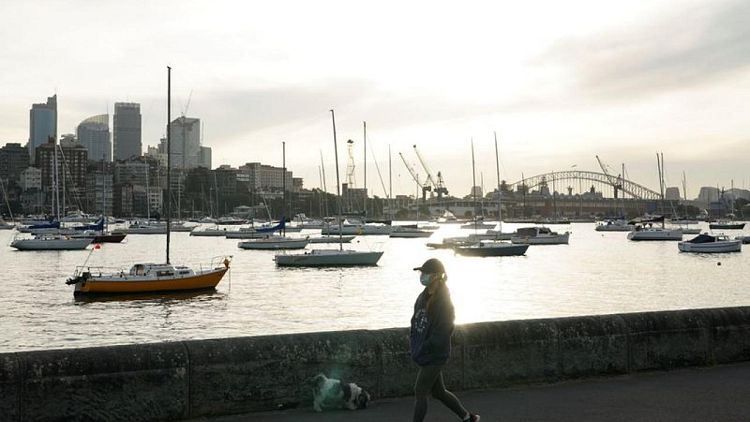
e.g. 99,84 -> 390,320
2,306 -> 750,421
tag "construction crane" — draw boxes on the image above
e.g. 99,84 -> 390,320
399,152 -> 431,200
595,155 -> 623,198
413,145 -> 449,198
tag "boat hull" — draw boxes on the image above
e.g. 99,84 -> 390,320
11,238 -> 92,250
73,267 -> 229,295
455,243 -> 529,257
511,233 -> 570,245
709,223 -> 745,230
678,240 -> 742,253
238,239 -> 309,250
308,235 -> 355,244
627,229 -> 683,241
275,250 -> 383,267
389,231 -> 433,238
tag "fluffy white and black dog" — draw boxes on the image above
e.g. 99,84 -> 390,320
311,373 -> 371,412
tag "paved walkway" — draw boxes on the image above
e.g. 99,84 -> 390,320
192,362 -> 750,421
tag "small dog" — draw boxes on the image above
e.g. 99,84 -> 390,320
311,373 -> 371,412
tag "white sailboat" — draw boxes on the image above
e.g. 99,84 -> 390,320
11,137 -> 91,250
275,110 -> 383,267
511,227 -> 570,245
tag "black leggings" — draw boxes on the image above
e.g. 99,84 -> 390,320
413,365 -> 468,422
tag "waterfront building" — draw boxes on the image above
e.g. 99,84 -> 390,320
113,103 -> 141,161
238,162 -> 293,192
113,183 -> 133,217
0,143 -> 30,183
19,167 -> 41,191
292,177 -> 303,193
28,95 -> 57,163
214,165 -> 237,197
113,158 -> 151,187
77,114 -> 111,162
35,136 -> 88,213
85,170 -> 113,216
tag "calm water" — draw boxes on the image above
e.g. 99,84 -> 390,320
1,222 -> 748,352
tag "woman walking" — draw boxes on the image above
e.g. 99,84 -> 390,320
410,258 -> 480,422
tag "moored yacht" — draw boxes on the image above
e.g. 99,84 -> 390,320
678,233 -> 741,253
238,235 -> 309,250
11,234 -> 92,250
595,219 -> 634,232
511,227 -> 570,245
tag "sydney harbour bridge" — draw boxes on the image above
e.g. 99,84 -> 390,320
425,170 -> 668,218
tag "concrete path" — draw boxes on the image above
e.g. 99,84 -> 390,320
192,362 -> 750,421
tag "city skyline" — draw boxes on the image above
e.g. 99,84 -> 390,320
1,0 -> 748,198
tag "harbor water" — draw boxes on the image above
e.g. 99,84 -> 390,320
1,222 -> 748,352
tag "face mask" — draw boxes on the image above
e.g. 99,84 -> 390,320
420,273 -> 432,286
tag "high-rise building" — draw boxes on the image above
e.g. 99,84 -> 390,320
168,117 -> 201,169
199,146 -> 212,169
113,102 -> 141,161
0,143 -> 30,183
19,167 -> 41,191
28,95 -> 57,163
77,114 -> 111,162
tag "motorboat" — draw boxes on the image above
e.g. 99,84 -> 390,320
389,226 -> 433,238
66,259 -> 230,295
595,219 -> 634,232
308,235 -> 355,244
11,234 -> 92,251
627,226 -> 683,241
238,236 -> 309,250
189,226 -> 228,236
709,221 -> 745,230
735,236 -> 750,244
275,249 -> 383,267
454,241 -> 529,257
511,227 -> 570,245
678,233 -> 741,253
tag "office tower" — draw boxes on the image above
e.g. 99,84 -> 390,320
28,95 -> 57,163
77,114 -> 111,162
113,102 -> 141,161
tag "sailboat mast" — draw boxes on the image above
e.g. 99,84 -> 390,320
388,144 -> 392,219
494,131 -> 502,230
166,66 -> 172,265
319,151 -> 329,217
363,121 -> 367,218
330,109 -> 343,250
282,141 -> 286,236
470,138 -> 477,233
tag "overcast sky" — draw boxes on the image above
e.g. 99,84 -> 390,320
1,0 -> 748,198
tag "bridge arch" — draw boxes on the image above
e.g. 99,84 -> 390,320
508,170 -> 662,200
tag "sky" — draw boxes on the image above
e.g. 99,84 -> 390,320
1,0 -> 748,199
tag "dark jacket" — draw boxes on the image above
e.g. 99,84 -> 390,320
409,283 -> 455,366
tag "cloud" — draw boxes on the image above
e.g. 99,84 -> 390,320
538,0 -> 750,102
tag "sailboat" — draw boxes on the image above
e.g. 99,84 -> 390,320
274,110 -> 383,267
455,137 -> 528,257
628,154 -> 682,241
66,66 -> 231,295
11,137 -> 92,250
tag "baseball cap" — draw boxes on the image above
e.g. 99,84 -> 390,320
413,258 -> 446,274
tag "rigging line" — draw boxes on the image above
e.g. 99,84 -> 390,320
367,136 -> 389,198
